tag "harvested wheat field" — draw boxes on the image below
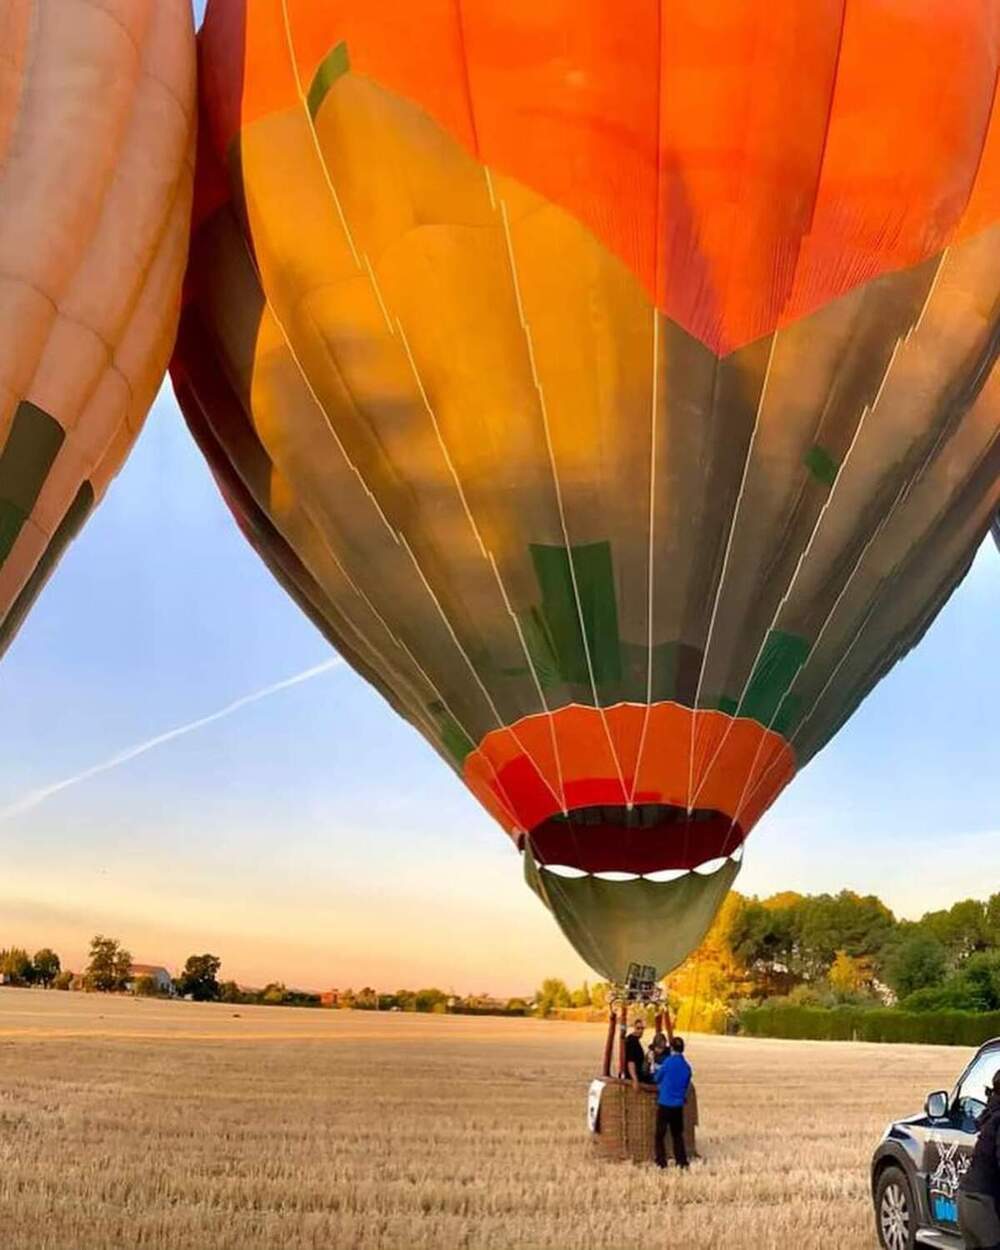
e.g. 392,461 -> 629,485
0,988 -> 970,1249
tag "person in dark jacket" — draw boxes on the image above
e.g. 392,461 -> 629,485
959,1075 -> 1000,1249
652,1035 -> 692,1169
624,1019 -> 647,1089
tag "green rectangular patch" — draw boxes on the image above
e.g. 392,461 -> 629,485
307,42 -> 350,120
529,541 -> 622,691
427,700 -> 475,767
0,400 -> 65,568
0,481 -> 93,660
0,501 -> 26,563
804,444 -> 838,488
516,606 -> 561,690
771,691 -> 805,738
739,630 -> 811,727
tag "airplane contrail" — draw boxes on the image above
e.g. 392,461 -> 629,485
0,657 -> 344,822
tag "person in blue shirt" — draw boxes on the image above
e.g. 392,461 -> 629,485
652,1036 -> 692,1169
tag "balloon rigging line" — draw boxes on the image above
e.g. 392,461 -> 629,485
627,307 -> 660,809
273,11 -> 559,824
399,298 -> 568,811
234,233 -> 518,817
686,331 -> 779,818
688,309 -> 905,814
721,251 -> 961,849
731,376 -> 1000,842
0,658 -> 344,823
498,195 -> 630,805
279,0 -> 360,268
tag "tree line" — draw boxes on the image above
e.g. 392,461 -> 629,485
530,887 -> 1000,1030
0,936 -> 227,1000
0,937 -> 534,1014
721,888 -> 1000,1014
20,884 -> 997,1028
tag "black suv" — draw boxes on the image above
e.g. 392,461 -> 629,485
871,1038 -> 1000,1248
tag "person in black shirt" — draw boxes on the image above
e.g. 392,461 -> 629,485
959,1074 -> 1000,1249
624,1018 -> 647,1089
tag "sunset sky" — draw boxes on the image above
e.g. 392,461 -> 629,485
0,0 -> 997,998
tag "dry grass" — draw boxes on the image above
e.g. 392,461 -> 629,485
0,988 -> 970,1249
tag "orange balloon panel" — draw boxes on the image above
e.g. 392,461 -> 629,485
201,0 -> 1000,353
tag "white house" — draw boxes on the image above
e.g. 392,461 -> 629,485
126,963 -> 173,995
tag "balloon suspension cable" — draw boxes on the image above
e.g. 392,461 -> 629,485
604,962 -> 666,1076
687,944 -> 705,1035
603,1008 -> 618,1077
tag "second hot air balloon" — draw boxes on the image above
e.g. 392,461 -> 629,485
0,0 -> 195,660
172,0 -> 1000,985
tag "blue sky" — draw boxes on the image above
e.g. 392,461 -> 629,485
0,381 -> 997,995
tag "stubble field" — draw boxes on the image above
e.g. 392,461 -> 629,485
0,988 -> 968,1249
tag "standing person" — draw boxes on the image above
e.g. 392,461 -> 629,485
959,1074 -> 1000,1249
624,1018 -> 647,1089
648,1032 -> 669,1075
653,1035 -> 692,1169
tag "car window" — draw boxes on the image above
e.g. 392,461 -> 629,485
957,1049 -> 1000,1120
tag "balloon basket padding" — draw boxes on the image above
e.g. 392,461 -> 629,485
589,1078 -> 698,1165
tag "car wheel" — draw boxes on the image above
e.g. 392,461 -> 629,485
875,1166 -> 917,1250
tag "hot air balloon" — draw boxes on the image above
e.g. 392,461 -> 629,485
172,0 -> 1000,988
0,1 -> 195,658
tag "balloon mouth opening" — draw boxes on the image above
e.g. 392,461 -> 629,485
521,803 -> 745,880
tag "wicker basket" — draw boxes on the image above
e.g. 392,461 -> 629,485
589,1077 -> 698,1164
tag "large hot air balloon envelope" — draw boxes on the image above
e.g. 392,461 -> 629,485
0,0 -> 195,658
174,1 -> 1000,983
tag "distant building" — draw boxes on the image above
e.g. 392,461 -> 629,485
320,989 -> 340,1008
458,995 -> 510,1014
126,964 -> 173,995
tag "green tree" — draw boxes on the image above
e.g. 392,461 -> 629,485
570,981 -> 591,1008
176,953 -> 222,1002
952,952 -> 1000,1011
884,935 -> 947,999
52,970 -> 73,991
132,975 -> 159,997
414,987 -> 447,1013
728,901 -> 797,986
0,947 -> 34,986
32,948 -> 60,988
84,935 -> 132,993
260,982 -> 288,1005
793,892 -> 896,980
535,978 -> 572,1017
920,899 -> 989,966
591,982 -> 610,1011
901,952 -> 1000,1013
984,893 -> 1000,946
219,980 -> 243,1004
